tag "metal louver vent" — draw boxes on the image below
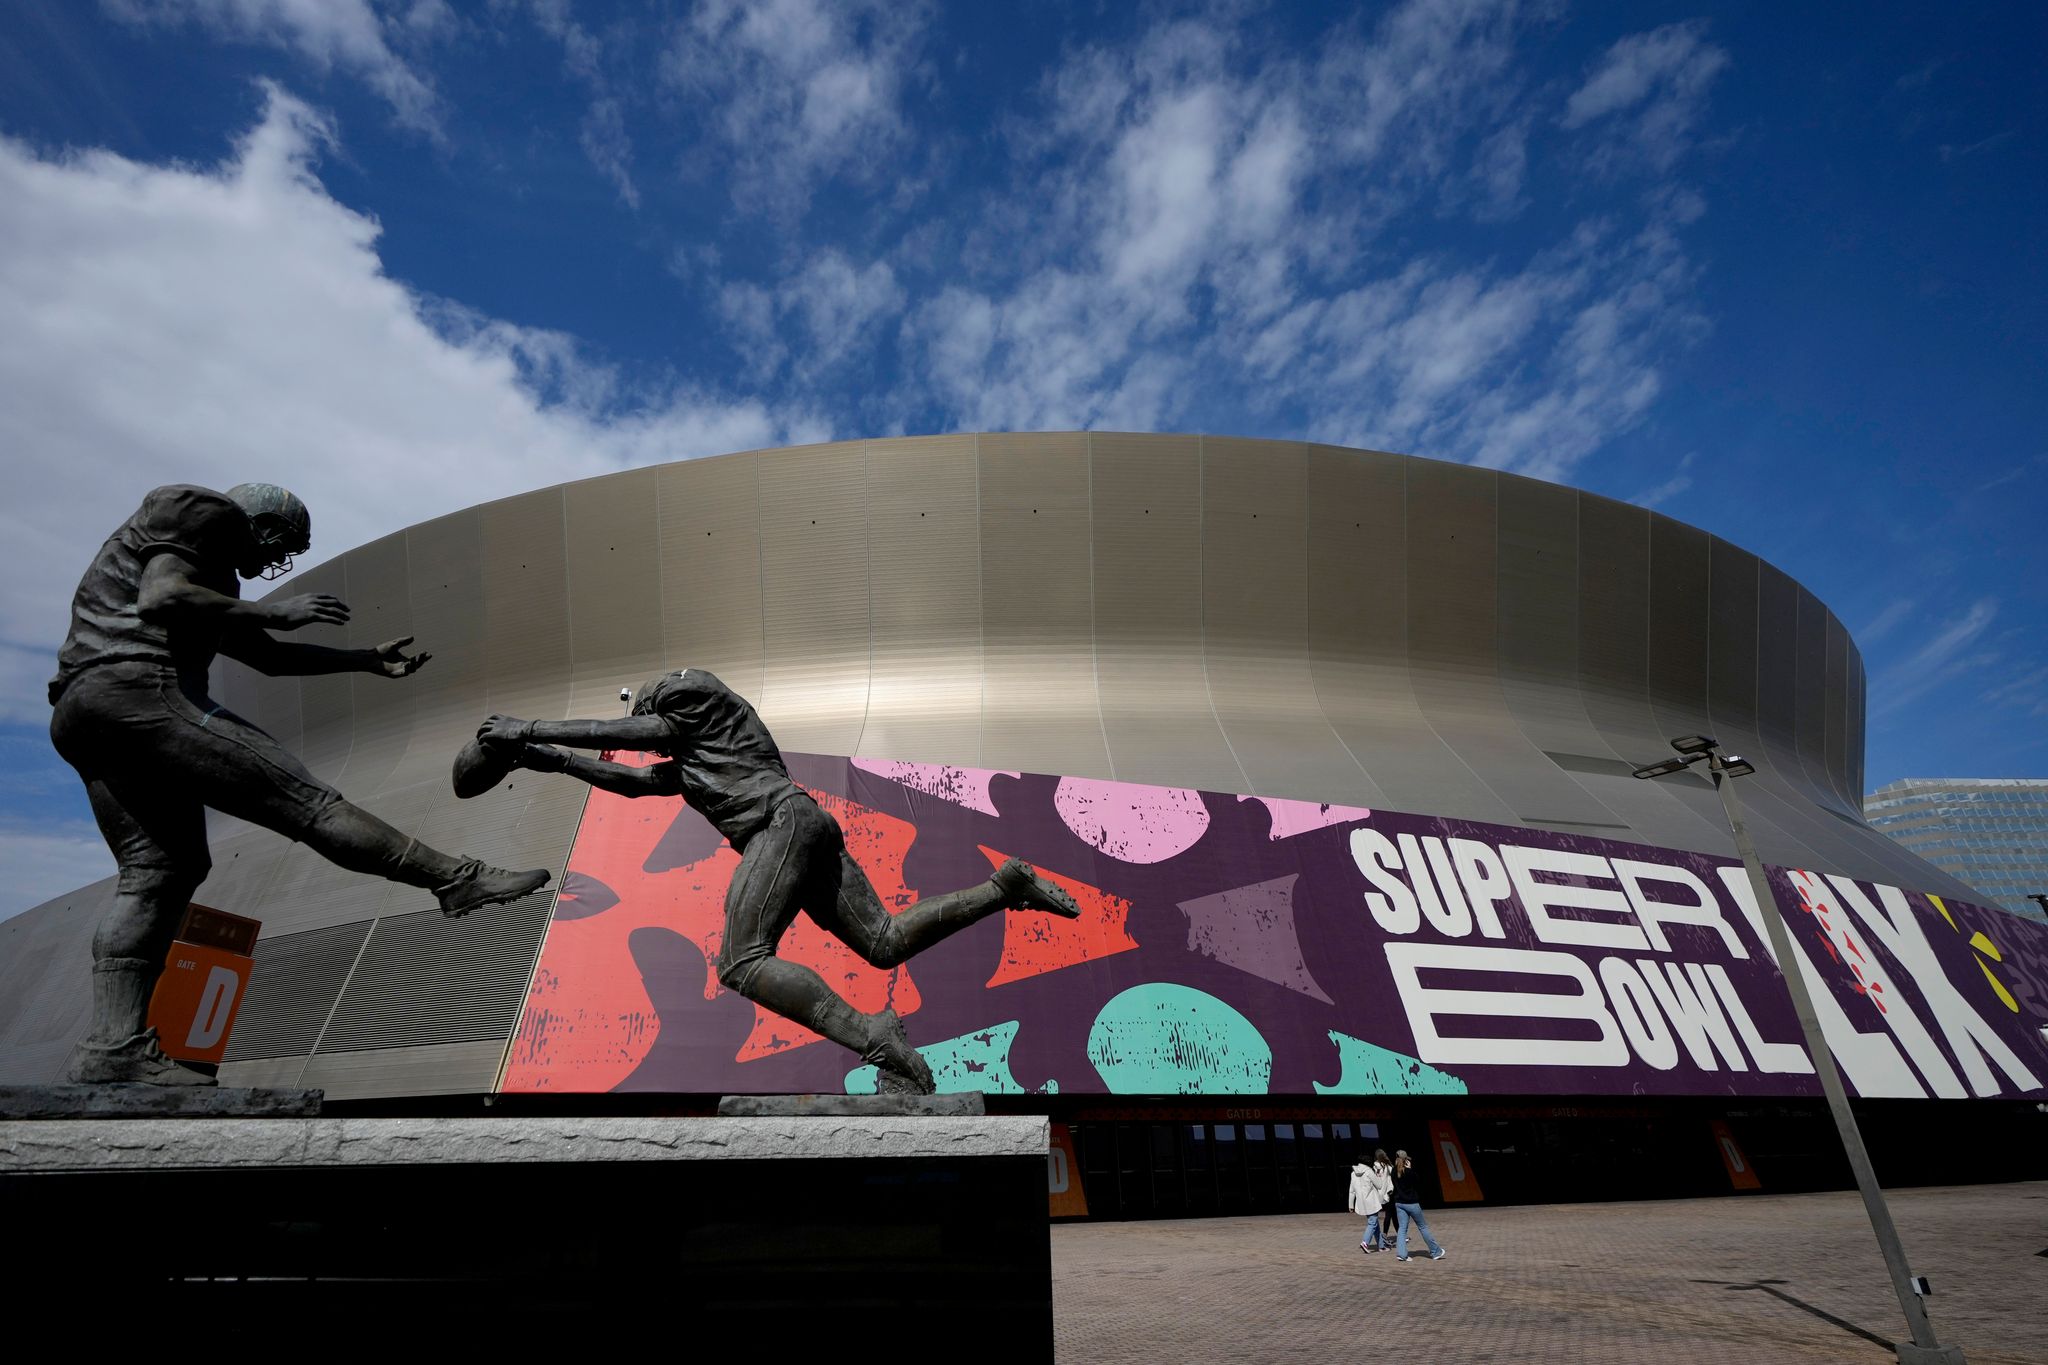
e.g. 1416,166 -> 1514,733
311,890 -> 555,1054
221,920 -> 372,1062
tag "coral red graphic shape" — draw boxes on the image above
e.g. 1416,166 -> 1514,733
503,764 -> 925,1087
980,845 -> 1138,987
503,753 -> 728,1093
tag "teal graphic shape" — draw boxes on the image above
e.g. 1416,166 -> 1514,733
844,1019 -> 1059,1095
1085,983 -> 1272,1094
1314,1030 -> 1468,1096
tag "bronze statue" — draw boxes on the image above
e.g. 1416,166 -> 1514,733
461,669 -> 1080,1092
48,484 -> 552,1087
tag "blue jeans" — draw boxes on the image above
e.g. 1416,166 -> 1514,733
1362,1210 -> 1387,1247
1395,1202 -> 1440,1258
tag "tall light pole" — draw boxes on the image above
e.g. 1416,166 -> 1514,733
1632,736 -> 1964,1365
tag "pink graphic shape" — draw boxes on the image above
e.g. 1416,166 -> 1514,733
1177,874 -> 1334,1003
1238,794 -> 1374,841
1054,777 -> 1210,863
852,758 -> 1018,816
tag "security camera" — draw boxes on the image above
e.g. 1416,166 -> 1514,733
619,687 -> 632,702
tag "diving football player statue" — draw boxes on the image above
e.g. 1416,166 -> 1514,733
48,484 -> 552,1087
461,669 -> 1080,1093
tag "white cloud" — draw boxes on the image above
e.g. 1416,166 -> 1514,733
107,0 -> 444,135
523,0 -> 642,208
1562,21 -> 1728,173
1871,599 -> 2000,719
1631,452 -> 1696,510
864,0 -> 1708,469
0,822 -> 114,924
665,0 -> 934,218
0,84 -> 828,724
1858,597 -> 1919,647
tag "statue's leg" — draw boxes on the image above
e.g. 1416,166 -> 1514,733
165,693 -> 548,916
716,797 -> 934,1092
63,776 -> 216,1085
812,853 -> 1083,970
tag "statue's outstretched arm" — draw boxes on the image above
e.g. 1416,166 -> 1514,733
477,713 -> 674,752
542,752 -> 682,799
138,551 -> 348,632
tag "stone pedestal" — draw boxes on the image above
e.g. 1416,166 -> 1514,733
1,1114 -> 1053,1354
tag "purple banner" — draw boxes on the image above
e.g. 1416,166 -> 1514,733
503,755 -> 2048,1101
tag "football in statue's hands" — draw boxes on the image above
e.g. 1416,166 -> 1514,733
451,738 -> 516,799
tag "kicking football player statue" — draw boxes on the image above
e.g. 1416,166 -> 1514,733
49,484 -> 552,1087
461,669 -> 1081,1093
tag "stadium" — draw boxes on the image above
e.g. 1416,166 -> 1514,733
4,433 -> 2044,1217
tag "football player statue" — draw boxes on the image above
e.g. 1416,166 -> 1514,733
48,484 -> 552,1087
461,669 -> 1081,1093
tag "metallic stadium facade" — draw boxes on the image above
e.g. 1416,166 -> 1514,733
2,434 -> 2035,1141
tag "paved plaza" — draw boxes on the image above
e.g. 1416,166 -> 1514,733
1051,1182 -> 2048,1363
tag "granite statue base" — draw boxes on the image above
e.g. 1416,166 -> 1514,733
0,1084 -> 323,1120
0,1115 -> 1053,1354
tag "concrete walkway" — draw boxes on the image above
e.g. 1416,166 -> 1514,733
1052,1182 -> 2048,1363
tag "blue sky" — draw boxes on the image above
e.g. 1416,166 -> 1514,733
0,1 -> 2043,919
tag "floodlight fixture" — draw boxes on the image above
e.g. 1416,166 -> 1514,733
1670,734 -> 1718,755
1631,756 -> 1697,780
1718,755 -> 1756,778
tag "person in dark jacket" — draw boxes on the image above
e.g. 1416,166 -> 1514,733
1389,1148 -> 1446,1261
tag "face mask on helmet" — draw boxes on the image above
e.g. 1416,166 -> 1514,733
224,483 -> 312,580
248,514 -> 310,580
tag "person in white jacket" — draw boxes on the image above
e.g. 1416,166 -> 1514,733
1347,1148 -> 1393,1253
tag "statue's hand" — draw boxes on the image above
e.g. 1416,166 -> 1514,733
268,594 -> 350,630
370,635 -> 431,678
477,714 -> 533,747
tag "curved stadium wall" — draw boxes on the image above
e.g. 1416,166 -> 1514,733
2,434 -> 2042,1119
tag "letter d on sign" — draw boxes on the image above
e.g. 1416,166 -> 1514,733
184,965 -> 241,1050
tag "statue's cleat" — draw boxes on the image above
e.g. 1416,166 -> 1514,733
876,1066 -> 934,1096
862,1008 -> 935,1094
994,857 -> 1080,918
64,1028 -> 216,1087
435,860 -> 551,918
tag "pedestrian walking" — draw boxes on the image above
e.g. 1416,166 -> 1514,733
1366,1148 -> 1394,1250
1346,1151 -> 1390,1253
1389,1149 -> 1445,1262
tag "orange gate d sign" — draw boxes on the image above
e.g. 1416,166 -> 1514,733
144,904 -> 261,1064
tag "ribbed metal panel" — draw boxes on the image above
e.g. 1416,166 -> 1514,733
385,505 -> 487,794
219,919 -> 372,1062
290,556 -> 356,787
1410,462 -> 1614,829
1092,432 -> 1245,792
311,892 -> 554,1053
565,466 -> 666,720
1204,437 -> 1369,803
0,878 -> 103,1069
337,530 -> 416,796
758,441 -> 871,755
862,435 -> 983,763
658,450 -> 766,701
978,432 -> 1111,776
478,489 -> 570,736
296,1039 -> 514,1100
